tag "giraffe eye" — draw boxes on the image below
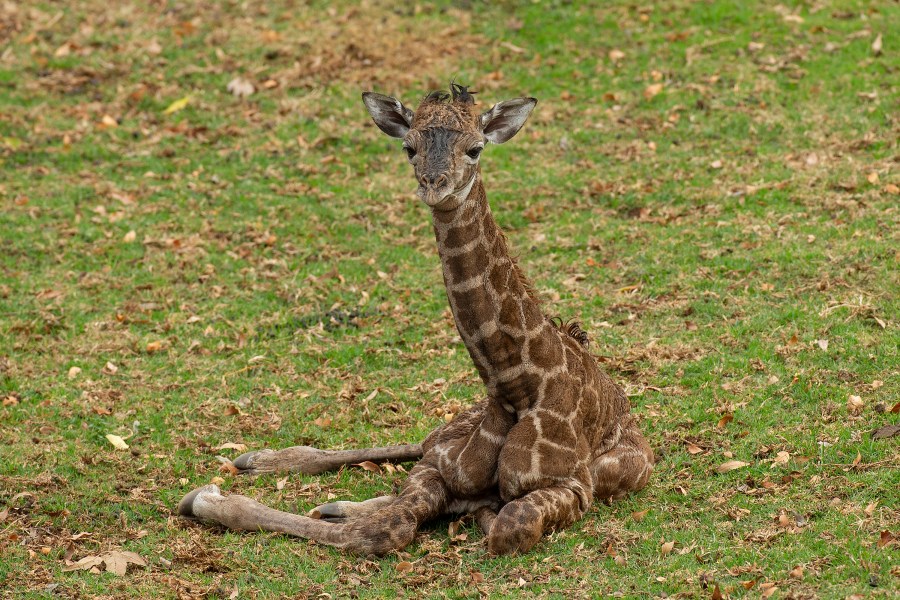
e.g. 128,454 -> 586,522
466,146 -> 483,160
404,145 -> 416,159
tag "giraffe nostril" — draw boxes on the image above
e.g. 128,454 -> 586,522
435,174 -> 448,188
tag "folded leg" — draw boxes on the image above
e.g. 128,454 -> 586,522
486,484 -> 590,555
591,424 -> 654,501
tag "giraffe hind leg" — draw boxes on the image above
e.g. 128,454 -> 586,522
232,444 -> 423,476
591,425 -> 654,502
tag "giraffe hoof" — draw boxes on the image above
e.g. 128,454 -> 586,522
176,484 -> 221,518
232,449 -> 275,475
308,501 -> 350,522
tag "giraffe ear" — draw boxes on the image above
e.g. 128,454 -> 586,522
479,98 -> 537,144
362,92 -> 414,139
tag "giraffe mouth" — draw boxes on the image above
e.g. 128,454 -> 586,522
418,174 -> 476,210
418,183 -> 455,208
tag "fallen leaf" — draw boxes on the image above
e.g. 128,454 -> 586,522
773,451 -> 790,466
710,159 -> 723,170
878,530 -> 895,548
105,434 -> 129,450
62,555 -> 104,572
146,341 -> 163,353
717,414 -> 733,428
608,49 -> 625,61
214,442 -> 247,452
815,339 -> 829,351
686,442 -> 704,455
64,551 -> 146,576
872,33 -> 882,56
867,172 -> 880,185
67,366 -> 82,379
471,571 -> 484,584
632,509 -> 648,522
885,183 -> 900,195
789,565 -> 804,579
163,96 -> 191,115
396,561 -> 413,573
354,461 -> 382,474
226,77 -> 255,98
711,584 -> 723,600
715,460 -> 749,474
847,394 -> 864,415
104,361 -> 118,374
122,230 -> 137,243
643,83 -> 664,100
864,501 -> 877,517
660,541 -> 675,555
890,401 -> 900,414
872,424 -> 900,439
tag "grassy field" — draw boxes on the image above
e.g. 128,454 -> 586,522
1,0 -> 898,597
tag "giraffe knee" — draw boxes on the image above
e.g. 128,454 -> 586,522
346,508 -> 417,556
486,502 -> 543,555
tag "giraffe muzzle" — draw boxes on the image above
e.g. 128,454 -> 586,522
417,174 -> 455,208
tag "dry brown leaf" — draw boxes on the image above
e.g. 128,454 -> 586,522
64,551 -> 146,576
686,442 -> 704,455
878,530 -> 895,548
67,366 -> 82,379
864,501 -> 877,517
872,33 -> 883,56
122,230 -> 136,243
643,83 -> 664,100
632,509 -> 648,522
772,451 -> 790,467
660,541 -> 675,555
715,460 -> 749,474
789,565 -> 804,579
146,341 -> 163,353
396,561 -> 413,573
717,414 -> 733,428
711,584 -> 723,600
847,394 -> 864,415
608,49 -> 625,61
354,461 -> 382,474
867,172 -> 880,184
227,77 -> 255,98
214,442 -> 247,452
872,424 -> 900,439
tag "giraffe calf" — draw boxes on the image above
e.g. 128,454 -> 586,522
178,84 -> 654,556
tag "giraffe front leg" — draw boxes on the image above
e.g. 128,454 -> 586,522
486,486 -> 589,555
591,424 -> 654,502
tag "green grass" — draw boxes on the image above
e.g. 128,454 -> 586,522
1,0 -> 898,597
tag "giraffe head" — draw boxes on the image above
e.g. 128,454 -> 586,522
363,83 -> 537,211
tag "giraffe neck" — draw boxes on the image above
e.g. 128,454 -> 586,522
431,175 -> 547,413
